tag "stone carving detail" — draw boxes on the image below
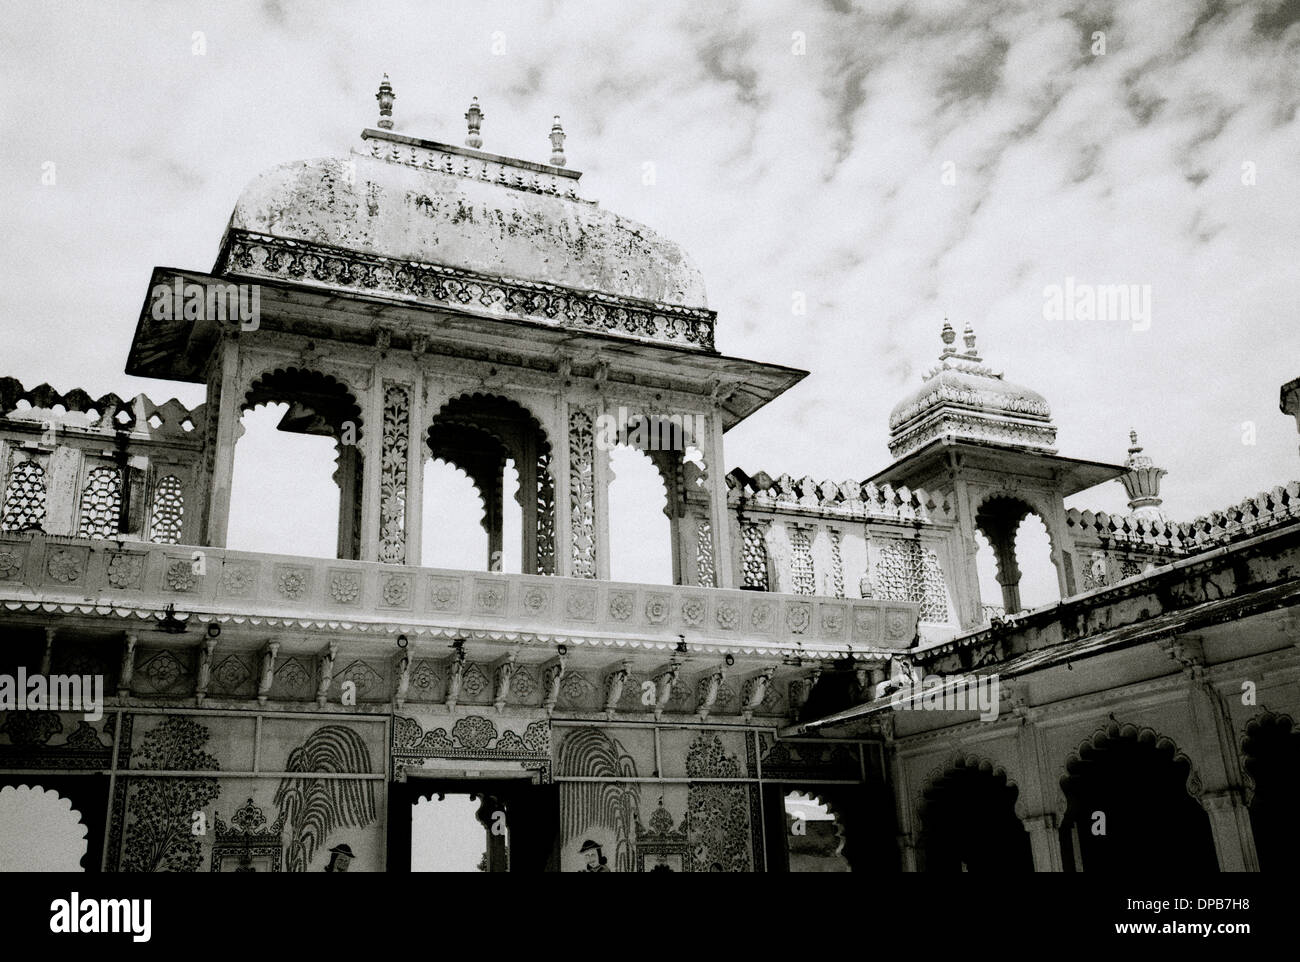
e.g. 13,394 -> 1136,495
274,658 -> 312,697
681,597 -> 706,627
750,603 -> 774,631
829,529 -> 845,598
224,230 -> 717,351
46,549 -> 83,583
645,594 -> 669,624
609,591 -> 634,622
569,409 -> 597,578
536,452 -> 556,575
381,573 -> 411,607
329,571 -> 361,604
221,563 -> 255,595
106,552 -> 144,589
522,586 -> 550,614
276,568 -> 309,600
78,466 -> 122,539
876,539 -> 949,623
0,460 -> 46,532
143,651 -> 184,691
148,475 -> 184,544
165,559 -> 196,592
696,519 -> 716,587
716,602 -> 739,630
379,383 -> 410,564
787,602 -> 812,634
741,523 -> 769,590
0,550 -> 21,580
211,656 -> 251,693
565,587 -> 596,621
789,527 -> 815,595
429,577 -> 460,610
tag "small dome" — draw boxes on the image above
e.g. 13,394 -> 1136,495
227,149 -> 708,308
888,367 -> 1052,433
886,323 -> 1056,459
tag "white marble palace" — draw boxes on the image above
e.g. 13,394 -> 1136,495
1,79 -> 1296,872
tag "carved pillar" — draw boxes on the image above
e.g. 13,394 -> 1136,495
706,407 -> 734,588
405,376 -> 426,566
359,366 -> 384,562
567,407 -> 597,579
203,336 -> 242,547
1203,789 -> 1259,872
378,381 -> 412,564
1024,813 -> 1063,871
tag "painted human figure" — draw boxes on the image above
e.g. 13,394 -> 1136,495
325,842 -> 354,872
579,839 -> 610,872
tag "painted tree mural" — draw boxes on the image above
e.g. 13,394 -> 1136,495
121,717 -> 221,872
274,725 -> 377,872
557,727 -> 640,872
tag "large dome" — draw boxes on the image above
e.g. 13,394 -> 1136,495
226,145 -> 708,309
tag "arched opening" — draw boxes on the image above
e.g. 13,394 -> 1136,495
606,413 -> 701,586
228,368 -> 364,560
608,445 -> 674,584
975,496 -> 1059,618
918,757 -> 1032,872
423,394 -> 553,575
0,784 -> 89,871
411,792 -> 497,872
1243,712 -> 1300,871
783,790 -> 851,872
1060,723 -> 1217,872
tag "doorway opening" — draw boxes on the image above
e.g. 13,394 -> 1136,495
387,777 -> 558,872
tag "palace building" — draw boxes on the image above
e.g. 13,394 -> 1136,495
1,80 -> 1296,872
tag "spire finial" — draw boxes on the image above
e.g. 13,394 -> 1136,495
375,74 -> 396,130
940,319 -> 956,356
963,322 -> 977,354
1128,428 -> 1140,451
465,96 -> 484,149
549,115 -> 567,167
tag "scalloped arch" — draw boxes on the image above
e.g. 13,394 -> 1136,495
242,366 -> 365,438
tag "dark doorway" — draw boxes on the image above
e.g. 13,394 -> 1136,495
1243,713 -> 1300,871
1060,724 -> 1217,872
919,759 -> 1032,872
386,778 -> 558,872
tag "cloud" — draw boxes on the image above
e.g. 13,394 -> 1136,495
0,0 -> 1295,539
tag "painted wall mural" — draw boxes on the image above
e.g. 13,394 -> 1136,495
273,724 -> 377,873
558,727 -> 641,872
556,726 -> 759,872
686,732 -> 753,872
121,717 -> 221,872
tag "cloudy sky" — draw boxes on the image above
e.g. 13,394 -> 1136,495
2,0 -> 1298,561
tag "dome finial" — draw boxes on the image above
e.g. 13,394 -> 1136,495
549,115 -> 567,167
375,74 -> 396,130
465,96 -> 484,149
940,318 -> 956,356
1128,428 -> 1140,451
963,322 -> 977,355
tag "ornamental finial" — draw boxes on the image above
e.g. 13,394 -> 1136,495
1129,429 -> 1140,451
375,74 -> 396,130
963,322 -> 977,354
549,115 -> 567,167
940,319 -> 956,355
465,96 -> 484,148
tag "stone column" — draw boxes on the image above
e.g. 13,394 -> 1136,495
203,337 -> 242,547
1203,790 -> 1259,872
706,407 -> 734,589
1024,813 -> 1064,872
